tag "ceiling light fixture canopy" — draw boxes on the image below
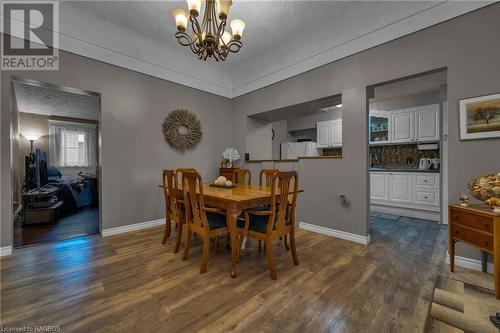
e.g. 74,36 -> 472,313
172,0 -> 245,61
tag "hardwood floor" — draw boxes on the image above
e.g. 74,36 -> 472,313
13,207 -> 99,248
1,216 -> 447,332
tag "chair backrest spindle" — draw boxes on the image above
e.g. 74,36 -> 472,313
259,169 -> 279,186
233,168 -> 251,185
181,170 -> 209,231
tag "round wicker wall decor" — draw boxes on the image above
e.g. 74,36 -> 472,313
162,109 -> 202,150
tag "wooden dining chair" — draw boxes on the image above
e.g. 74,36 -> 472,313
238,171 -> 300,280
181,170 -> 228,274
233,168 -> 251,185
259,169 -> 278,186
162,170 -> 185,253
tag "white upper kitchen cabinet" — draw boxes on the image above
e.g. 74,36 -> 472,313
389,173 -> 412,203
329,120 -> 342,147
316,121 -> 330,148
317,119 -> 342,148
392,111 -> 415,143
415,106 -> 440,142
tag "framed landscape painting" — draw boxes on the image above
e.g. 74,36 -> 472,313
459,92 -> 500,140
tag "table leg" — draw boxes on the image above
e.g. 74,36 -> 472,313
226,206 -> 241,278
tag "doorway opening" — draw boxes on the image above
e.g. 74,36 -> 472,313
367,68 -> 448,227
11,78 -> 101,248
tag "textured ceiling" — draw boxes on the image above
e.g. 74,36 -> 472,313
53,1 -> 491,97
65,1 -> 437,66
13,82 -> 100,120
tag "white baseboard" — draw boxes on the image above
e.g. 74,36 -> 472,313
102,218 -> 166,237
1,246 -> 12,257
299,222 -> 371,245
445,252 -> 493,274
371,204 -> 440,222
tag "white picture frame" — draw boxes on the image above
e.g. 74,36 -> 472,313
459,92 -> 500,140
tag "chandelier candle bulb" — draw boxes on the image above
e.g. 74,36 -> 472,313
220,31 -> 232,47
230,19 -> 245,39
186,0 -> 202,16
215,0 -> 232,19
172,9 -> 188,31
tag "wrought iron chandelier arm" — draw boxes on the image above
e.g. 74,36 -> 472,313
226,39 -> 242,53
189,15 -> 202,38
175,31 -> 202,54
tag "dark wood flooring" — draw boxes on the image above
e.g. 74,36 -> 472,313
1,216 -> 447,332
13,207 -> 99,248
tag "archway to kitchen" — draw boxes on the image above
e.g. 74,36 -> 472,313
366,68 -> 448,234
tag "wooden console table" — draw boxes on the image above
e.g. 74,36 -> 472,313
448,204 -> 500,299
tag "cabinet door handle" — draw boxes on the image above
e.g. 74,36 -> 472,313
424,180 -> 428,182
424,196 -> 428,199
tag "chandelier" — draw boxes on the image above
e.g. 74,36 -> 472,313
172,0 -> 245,61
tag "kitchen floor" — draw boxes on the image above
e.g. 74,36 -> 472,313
370,213 -> 440,229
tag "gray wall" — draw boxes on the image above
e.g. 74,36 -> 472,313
1,49 -> 231,247
287,109 -> 342,132
233,4 -> 500,258
271,120 -> 294,159
369,90 -> 442,112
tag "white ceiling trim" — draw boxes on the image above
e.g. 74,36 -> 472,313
230,1 -> 492,97
57,32 -> 232,98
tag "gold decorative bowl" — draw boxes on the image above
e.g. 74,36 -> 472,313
467,172 -> 500,201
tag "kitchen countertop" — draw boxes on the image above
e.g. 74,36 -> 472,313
370,167 -> 440,173
246,156 -> 342,163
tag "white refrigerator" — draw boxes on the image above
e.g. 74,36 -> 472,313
280,142 -> 320,159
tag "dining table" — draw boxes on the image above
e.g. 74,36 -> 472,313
161,182 -> 302,278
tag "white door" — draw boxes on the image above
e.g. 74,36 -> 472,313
370,172 -> 389,201
389,173 -> 412,203
415,108 -> 439,142
317,122 -> 330,148
392,111 -> 414,142
330,120 -> 342,147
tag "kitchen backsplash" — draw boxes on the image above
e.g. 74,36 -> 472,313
322,147 -> 342,157
370,144 -> 439,167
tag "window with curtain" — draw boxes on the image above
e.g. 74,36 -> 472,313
49,120 -> 97,168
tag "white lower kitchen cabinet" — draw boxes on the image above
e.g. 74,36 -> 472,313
370,172 -> 389,201
389,173 -> 412,203
370,171 -> 440,212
